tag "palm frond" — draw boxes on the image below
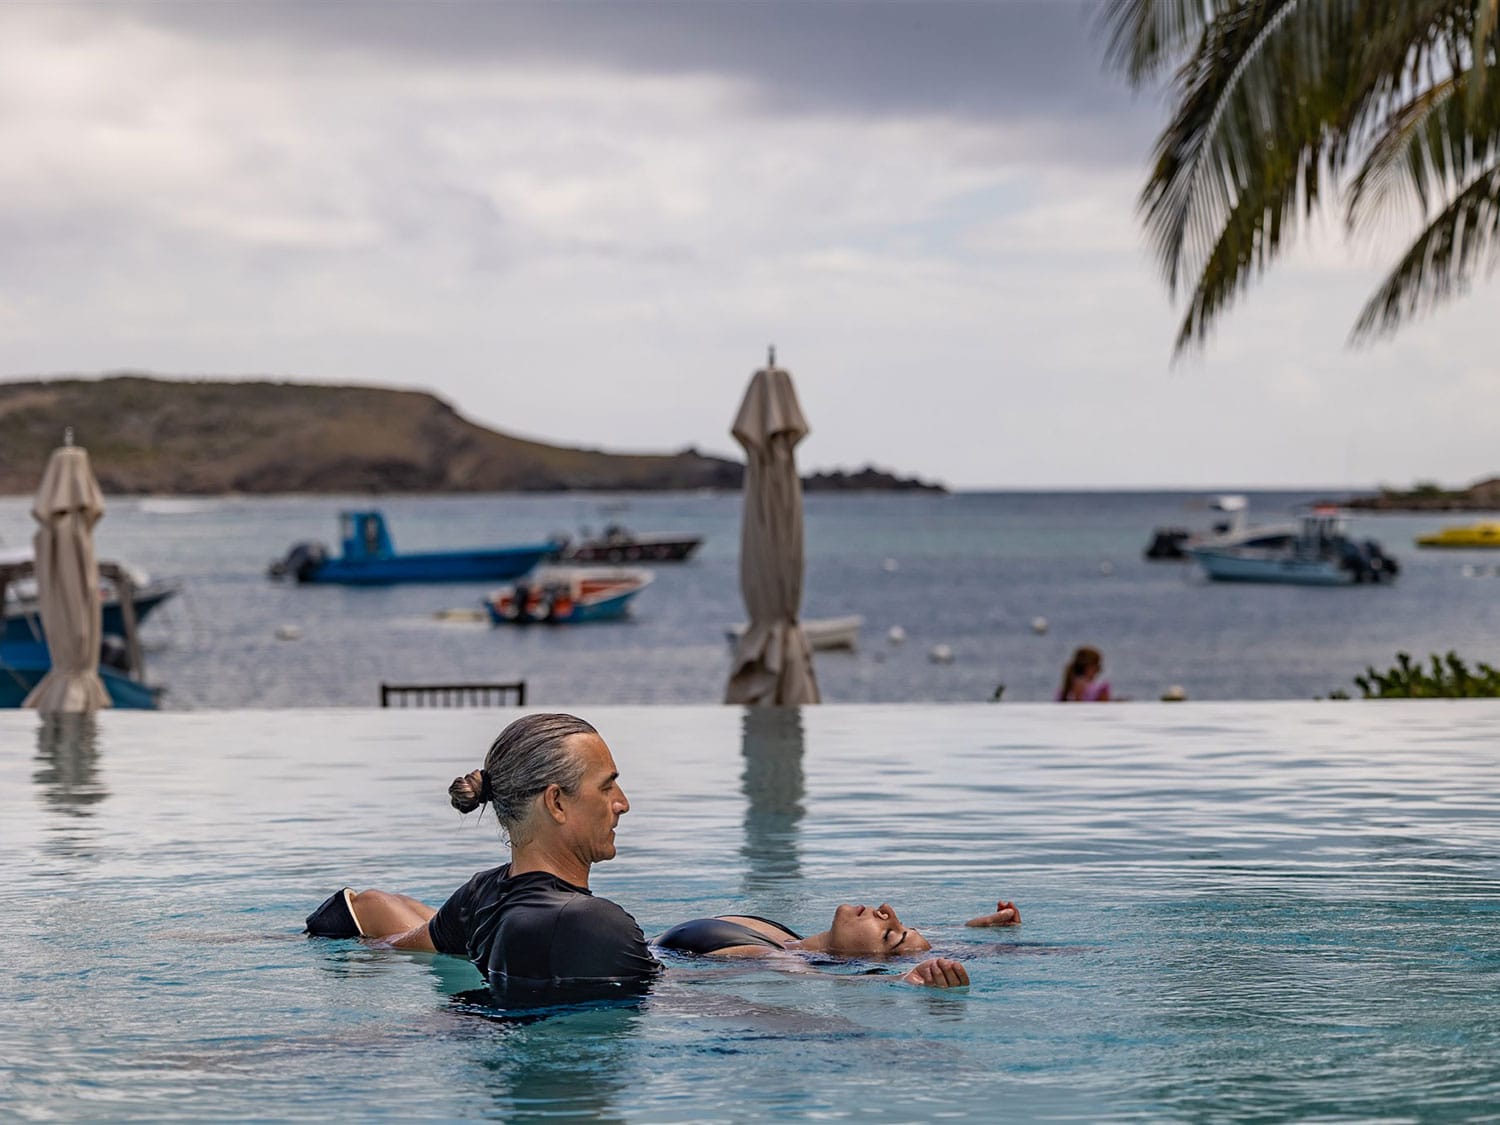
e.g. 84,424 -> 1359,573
1347,77 -> 1462,233
1169,142 -> 1322,353
1100,0 -> 1239,84
1141,0 -> 1357,294
1352,159 -> 1500,340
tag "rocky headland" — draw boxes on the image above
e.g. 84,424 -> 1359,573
1346,477 -> 1500,511
0,375 -> 945,495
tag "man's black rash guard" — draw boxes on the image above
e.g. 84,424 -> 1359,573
427,864 -> 661,1000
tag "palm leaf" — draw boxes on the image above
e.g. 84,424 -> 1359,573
1100,0 -> 1240,83
1352,158 -> 1500,339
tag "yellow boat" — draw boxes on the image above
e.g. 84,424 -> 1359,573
1415,522 -> 1500,548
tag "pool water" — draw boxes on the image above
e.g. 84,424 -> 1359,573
5,703 -> 1500,1120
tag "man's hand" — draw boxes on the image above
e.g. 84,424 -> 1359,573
899,957 -> 969,988
964,900 -> 1021,927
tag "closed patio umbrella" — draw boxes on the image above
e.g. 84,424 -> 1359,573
725,352 -> 820,705
23,442 -> 110,712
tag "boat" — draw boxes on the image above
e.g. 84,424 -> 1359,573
0,638 -> 162,708
484,567 -> 653,624
1188,509 -> 1400,586
1145,495 -> 1299,561
1415,522 -> 1500,548
1,548 -> 179,644
552,524 -> 703,564
0,556 -> 163,709
269,511 -> 562,585
726,615 -> 864,651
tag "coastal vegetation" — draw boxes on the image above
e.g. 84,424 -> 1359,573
1331,650 -> 1500,698
1104,0 -> 1500,351
1346,475 -> 1500,509
0,376 -> 942,495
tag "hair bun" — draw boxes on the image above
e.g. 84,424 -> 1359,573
448,768 -> 491,814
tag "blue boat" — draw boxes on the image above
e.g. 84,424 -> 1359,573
0,554 -> 164,710
4,576 -> 178,644
0,638 -> 162,709
269,511 -> 562,586
484,567 -> 653,625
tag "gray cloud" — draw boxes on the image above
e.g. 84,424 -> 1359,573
115,0 -> 1158,162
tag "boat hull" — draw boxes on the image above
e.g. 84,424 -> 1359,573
1189,548 -> 1355,586
1415,524 -> 1500,548
0,644 -> 161,709
306,544 -> 558,585
485,568 -> 652,624
561,536 -> 703,563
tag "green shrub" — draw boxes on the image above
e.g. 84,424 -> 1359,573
1342,651 -> 1500,699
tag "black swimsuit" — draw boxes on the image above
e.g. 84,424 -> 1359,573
652,915 -> 803,955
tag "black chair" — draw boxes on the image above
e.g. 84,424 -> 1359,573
379,681 -> 527,708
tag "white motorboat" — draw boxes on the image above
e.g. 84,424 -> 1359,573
1188,509 -> 1399,586
726,614 -> 863,651
1146,494 -> 1300,560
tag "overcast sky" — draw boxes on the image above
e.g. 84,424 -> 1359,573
1,0 -> 1494,489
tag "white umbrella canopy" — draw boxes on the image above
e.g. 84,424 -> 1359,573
725,353 -> 821,705
22,443 -> 110,712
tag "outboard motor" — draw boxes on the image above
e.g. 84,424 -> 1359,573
268,541 -> 327,582
1364,540 -> 1399,581
1145,528 -> 1190,560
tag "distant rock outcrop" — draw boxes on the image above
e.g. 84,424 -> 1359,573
1347,477 -> 1500,511
0,375 -> 944,495
802,467 -> 945,493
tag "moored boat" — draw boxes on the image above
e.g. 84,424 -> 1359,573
269,511 -> 561,585
0,556 -> 163,709
2,548 -> 179,644
484,567 -> 653,625
1145,495 -> 1298,561
1188,509 -> 1399,586
554,524 -> 703,563
1415,522 -> 1500,548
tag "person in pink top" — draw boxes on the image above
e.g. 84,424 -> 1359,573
1057,645 -> 1111,702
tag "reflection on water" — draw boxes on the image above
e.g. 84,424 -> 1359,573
471,1006 -> 641,1122
33,713 -> 106,814
740,706 -> 805,896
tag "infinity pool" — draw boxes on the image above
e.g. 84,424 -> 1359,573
4,703 -> 1500,1121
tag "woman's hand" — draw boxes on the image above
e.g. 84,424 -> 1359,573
964,900 -> 1021,927
899,957 -> 969,988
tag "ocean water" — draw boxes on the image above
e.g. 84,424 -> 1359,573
1,489 -> 1498,708
4,703 -> 1500,1121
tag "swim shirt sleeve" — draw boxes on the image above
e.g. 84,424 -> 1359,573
551,896 -> 661,981
427,877 -> 477,957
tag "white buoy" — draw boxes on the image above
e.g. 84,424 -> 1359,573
887,625 -> 906,644
1031,616 -> 1049,635
929,644 -> 954,664
882,557 -> 899,573
1161,684 -> 1187,702
275,624 -> 302,641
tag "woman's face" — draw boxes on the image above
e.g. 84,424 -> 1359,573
825,903 -> 931,955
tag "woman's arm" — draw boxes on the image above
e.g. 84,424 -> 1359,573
964,900 -> 1021,928
899,957 -> 969,987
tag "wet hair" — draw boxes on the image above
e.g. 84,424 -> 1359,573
448,713 -> 598,843
1058,646 -> 1102,701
